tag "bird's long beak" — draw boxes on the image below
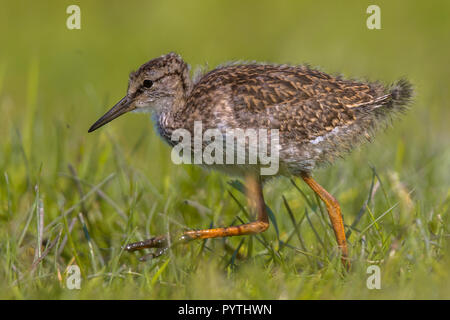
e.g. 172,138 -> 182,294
88,96 -> 135,133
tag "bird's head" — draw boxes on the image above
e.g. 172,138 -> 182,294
88,52 -> 191,132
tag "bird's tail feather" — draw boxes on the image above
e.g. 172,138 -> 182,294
350,78 -> 414,140
389,78 -> 414,108
355,78 -> 414,114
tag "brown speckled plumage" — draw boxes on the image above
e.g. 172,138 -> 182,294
130,53 -> 413,175
90,52 -> 413,175
88,52 -> 414,265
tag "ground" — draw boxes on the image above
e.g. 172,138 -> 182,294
0,0 -> 449,299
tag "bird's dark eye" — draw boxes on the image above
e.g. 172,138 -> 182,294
143,80 -> 153,88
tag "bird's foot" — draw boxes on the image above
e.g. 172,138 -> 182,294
124,233 -> 193,261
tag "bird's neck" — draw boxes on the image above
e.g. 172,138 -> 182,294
152,68 -> 193,144
152,88 -> 190,145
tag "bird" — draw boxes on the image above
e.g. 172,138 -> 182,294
88,52 -> 413,267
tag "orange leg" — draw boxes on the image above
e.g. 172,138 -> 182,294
300,172 -> 350,269
125,175 -> 269,259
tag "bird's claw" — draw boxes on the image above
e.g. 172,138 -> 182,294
124,232 -> 194,261
124,235 -> 169,261
138,247 -> 169,261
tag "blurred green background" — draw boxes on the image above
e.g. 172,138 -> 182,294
0,0 -> 449,299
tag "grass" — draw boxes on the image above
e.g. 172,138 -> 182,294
0,0 -> 449,299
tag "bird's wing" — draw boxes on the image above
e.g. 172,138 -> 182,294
187,64 -> 387,142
